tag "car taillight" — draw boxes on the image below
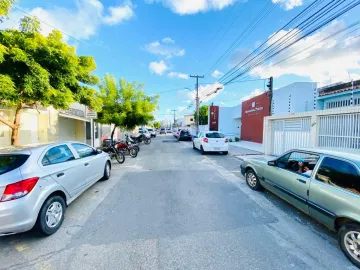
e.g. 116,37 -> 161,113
225,138 -> 229,143
203,138 -> 208,143
1,177 -> 39,202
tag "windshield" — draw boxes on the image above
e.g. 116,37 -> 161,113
0,154 -> 29,175
148,129 -> 153,131
206,132 -> 225,138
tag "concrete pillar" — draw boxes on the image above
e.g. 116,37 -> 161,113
263,116 -> 273,155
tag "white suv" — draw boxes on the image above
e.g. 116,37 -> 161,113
193,131 -> 228,155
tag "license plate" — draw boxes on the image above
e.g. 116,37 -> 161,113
214,147 -> 220,150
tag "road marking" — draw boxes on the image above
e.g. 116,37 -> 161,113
15,243 -> 29,252
230,170 -> 241,173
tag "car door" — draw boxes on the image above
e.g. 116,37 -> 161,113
264,151 -> 320,214
40,144 -> 85,197
195,132 -> 202,148
70,143 -> 103,185
309,156 -> 360,229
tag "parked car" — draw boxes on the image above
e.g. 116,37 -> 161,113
193,131 -> 228,155
166,128 -> 171,133
240,148 -> 360,268
0,142 -> 111,236
178,129 -> 192,141
138,129 -> 151,139
147,128 -> 157,138
173,129 -> 182,138
160,127 -> 166,134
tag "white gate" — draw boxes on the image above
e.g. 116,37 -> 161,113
271,118 -> 311,156
318,113 -> 360,153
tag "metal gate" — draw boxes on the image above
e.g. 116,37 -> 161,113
271,118 -> 311,156
318,113 -> 360,153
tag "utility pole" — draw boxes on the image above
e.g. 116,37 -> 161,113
172,109 -> 177,128
190,75 -> 204,135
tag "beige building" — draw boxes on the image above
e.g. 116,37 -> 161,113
184,114 -> 194,127
0,103 -> 94,148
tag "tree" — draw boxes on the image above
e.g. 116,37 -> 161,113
153,121 -> 161,129
0,16 -> 101,145
0,0 -> 17,18
97,74 -> 159,141
194,105 -> 209,125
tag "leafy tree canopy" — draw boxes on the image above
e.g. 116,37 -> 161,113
0,0 -> 17,17
0,16 -> 101,144
97,74 -> 159,137
194,105 -> 209,125
153,121 -> 161,129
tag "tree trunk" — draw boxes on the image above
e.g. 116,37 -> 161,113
110,125 -> 117,143
11,106 -> 23,146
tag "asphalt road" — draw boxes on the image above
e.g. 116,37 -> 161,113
0,135 -> 357,270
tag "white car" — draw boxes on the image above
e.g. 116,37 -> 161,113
193,131 -> 229,155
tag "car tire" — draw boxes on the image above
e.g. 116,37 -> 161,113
339,222 -> 360,268
101,161 -> 111,180
200,146 -> 206,155
193,142 -> 196,149
36,195 -> 66,236
245,169 -> 262,191
223,151 -> 228,155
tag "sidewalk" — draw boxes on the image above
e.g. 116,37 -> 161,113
228,140 -> 274,161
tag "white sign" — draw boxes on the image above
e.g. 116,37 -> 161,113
86,107 -> 97,119
245,107 -> 264,114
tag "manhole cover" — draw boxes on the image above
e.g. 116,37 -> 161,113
162,140 -> 179,143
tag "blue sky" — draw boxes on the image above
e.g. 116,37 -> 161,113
3,0 -> 360,121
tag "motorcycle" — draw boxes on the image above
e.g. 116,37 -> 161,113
100,139 -> 125,164
130,133 -> 151,145
115,140 -> 138,158
125,135 -> 140,153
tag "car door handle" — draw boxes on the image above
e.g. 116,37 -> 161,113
297,178 -> 307,184
85,163 -> 89,166
57,173 -> 65,178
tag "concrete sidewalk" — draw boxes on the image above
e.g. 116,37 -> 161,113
228,141 -> 276,161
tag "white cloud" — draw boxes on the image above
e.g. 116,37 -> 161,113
250,20 -> 360,86
0,0 -> 135,42
211,69 -> 224,79
144,39 -> 185,59
166,108 -> 171,113
187,82 -> 225,102
240,89 -> 264,101
273,0 -> 303,10
162,37 -> 175,44
168,72 -> 189,79
145,0 -> 238,15
182,100 -> 191,103
149,60 -> 169,75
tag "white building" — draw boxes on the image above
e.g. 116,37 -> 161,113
217,104 -> 242,139
272,82 -> 317,115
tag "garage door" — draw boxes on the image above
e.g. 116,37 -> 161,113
271,118 -> 311,156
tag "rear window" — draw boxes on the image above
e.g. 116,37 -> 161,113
206,132 -> 225,138
181,130 -> 189,135
161,128 -> 165,130
0,155 -> 29,175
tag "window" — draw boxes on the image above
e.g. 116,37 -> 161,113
316,157 -> 360,195
42,145 -> 75,166
0,155 -> 29,175
276,151 -> 319,177
71,143 -> 95,159
198,132 -> 203,138
206,132 -> 225,138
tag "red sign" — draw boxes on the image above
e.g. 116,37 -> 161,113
241,92 -> 270,143
209,106 -> 219,131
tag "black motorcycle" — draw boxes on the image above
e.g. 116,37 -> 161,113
130,133 -> 151,145
125,134 -> 140,152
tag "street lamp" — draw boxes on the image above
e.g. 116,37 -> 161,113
206,86 -> 223,97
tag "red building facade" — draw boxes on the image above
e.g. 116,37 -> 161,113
209,105 -> 219,131
241,92 -> 270,143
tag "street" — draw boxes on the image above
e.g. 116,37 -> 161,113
0,135 -> 356,270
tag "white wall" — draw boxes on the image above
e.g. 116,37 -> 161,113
272,82 -> 317,115
218,105 -> 241,139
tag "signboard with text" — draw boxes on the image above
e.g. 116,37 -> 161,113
86,107 -> 97,119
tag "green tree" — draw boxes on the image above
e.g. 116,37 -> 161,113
194,105 -> 209,125
0,0 -> 17,18
0,16 -> 101,145
153,121 -> 161,129
97,74 -> 159,141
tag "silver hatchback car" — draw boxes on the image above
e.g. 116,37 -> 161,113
0,142 -> 111,236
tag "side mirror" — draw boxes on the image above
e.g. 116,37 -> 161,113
268,160 -> 276,166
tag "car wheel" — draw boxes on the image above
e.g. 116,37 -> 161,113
36,195 -> 66,236
193,142 -> 196,149
101,161 -> 111,180
339,222 -> 360,268
223,151 -> 228,155
246,169 -> 262,191
200,146 -> 206,155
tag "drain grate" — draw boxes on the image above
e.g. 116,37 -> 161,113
162,140 -> 180,143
